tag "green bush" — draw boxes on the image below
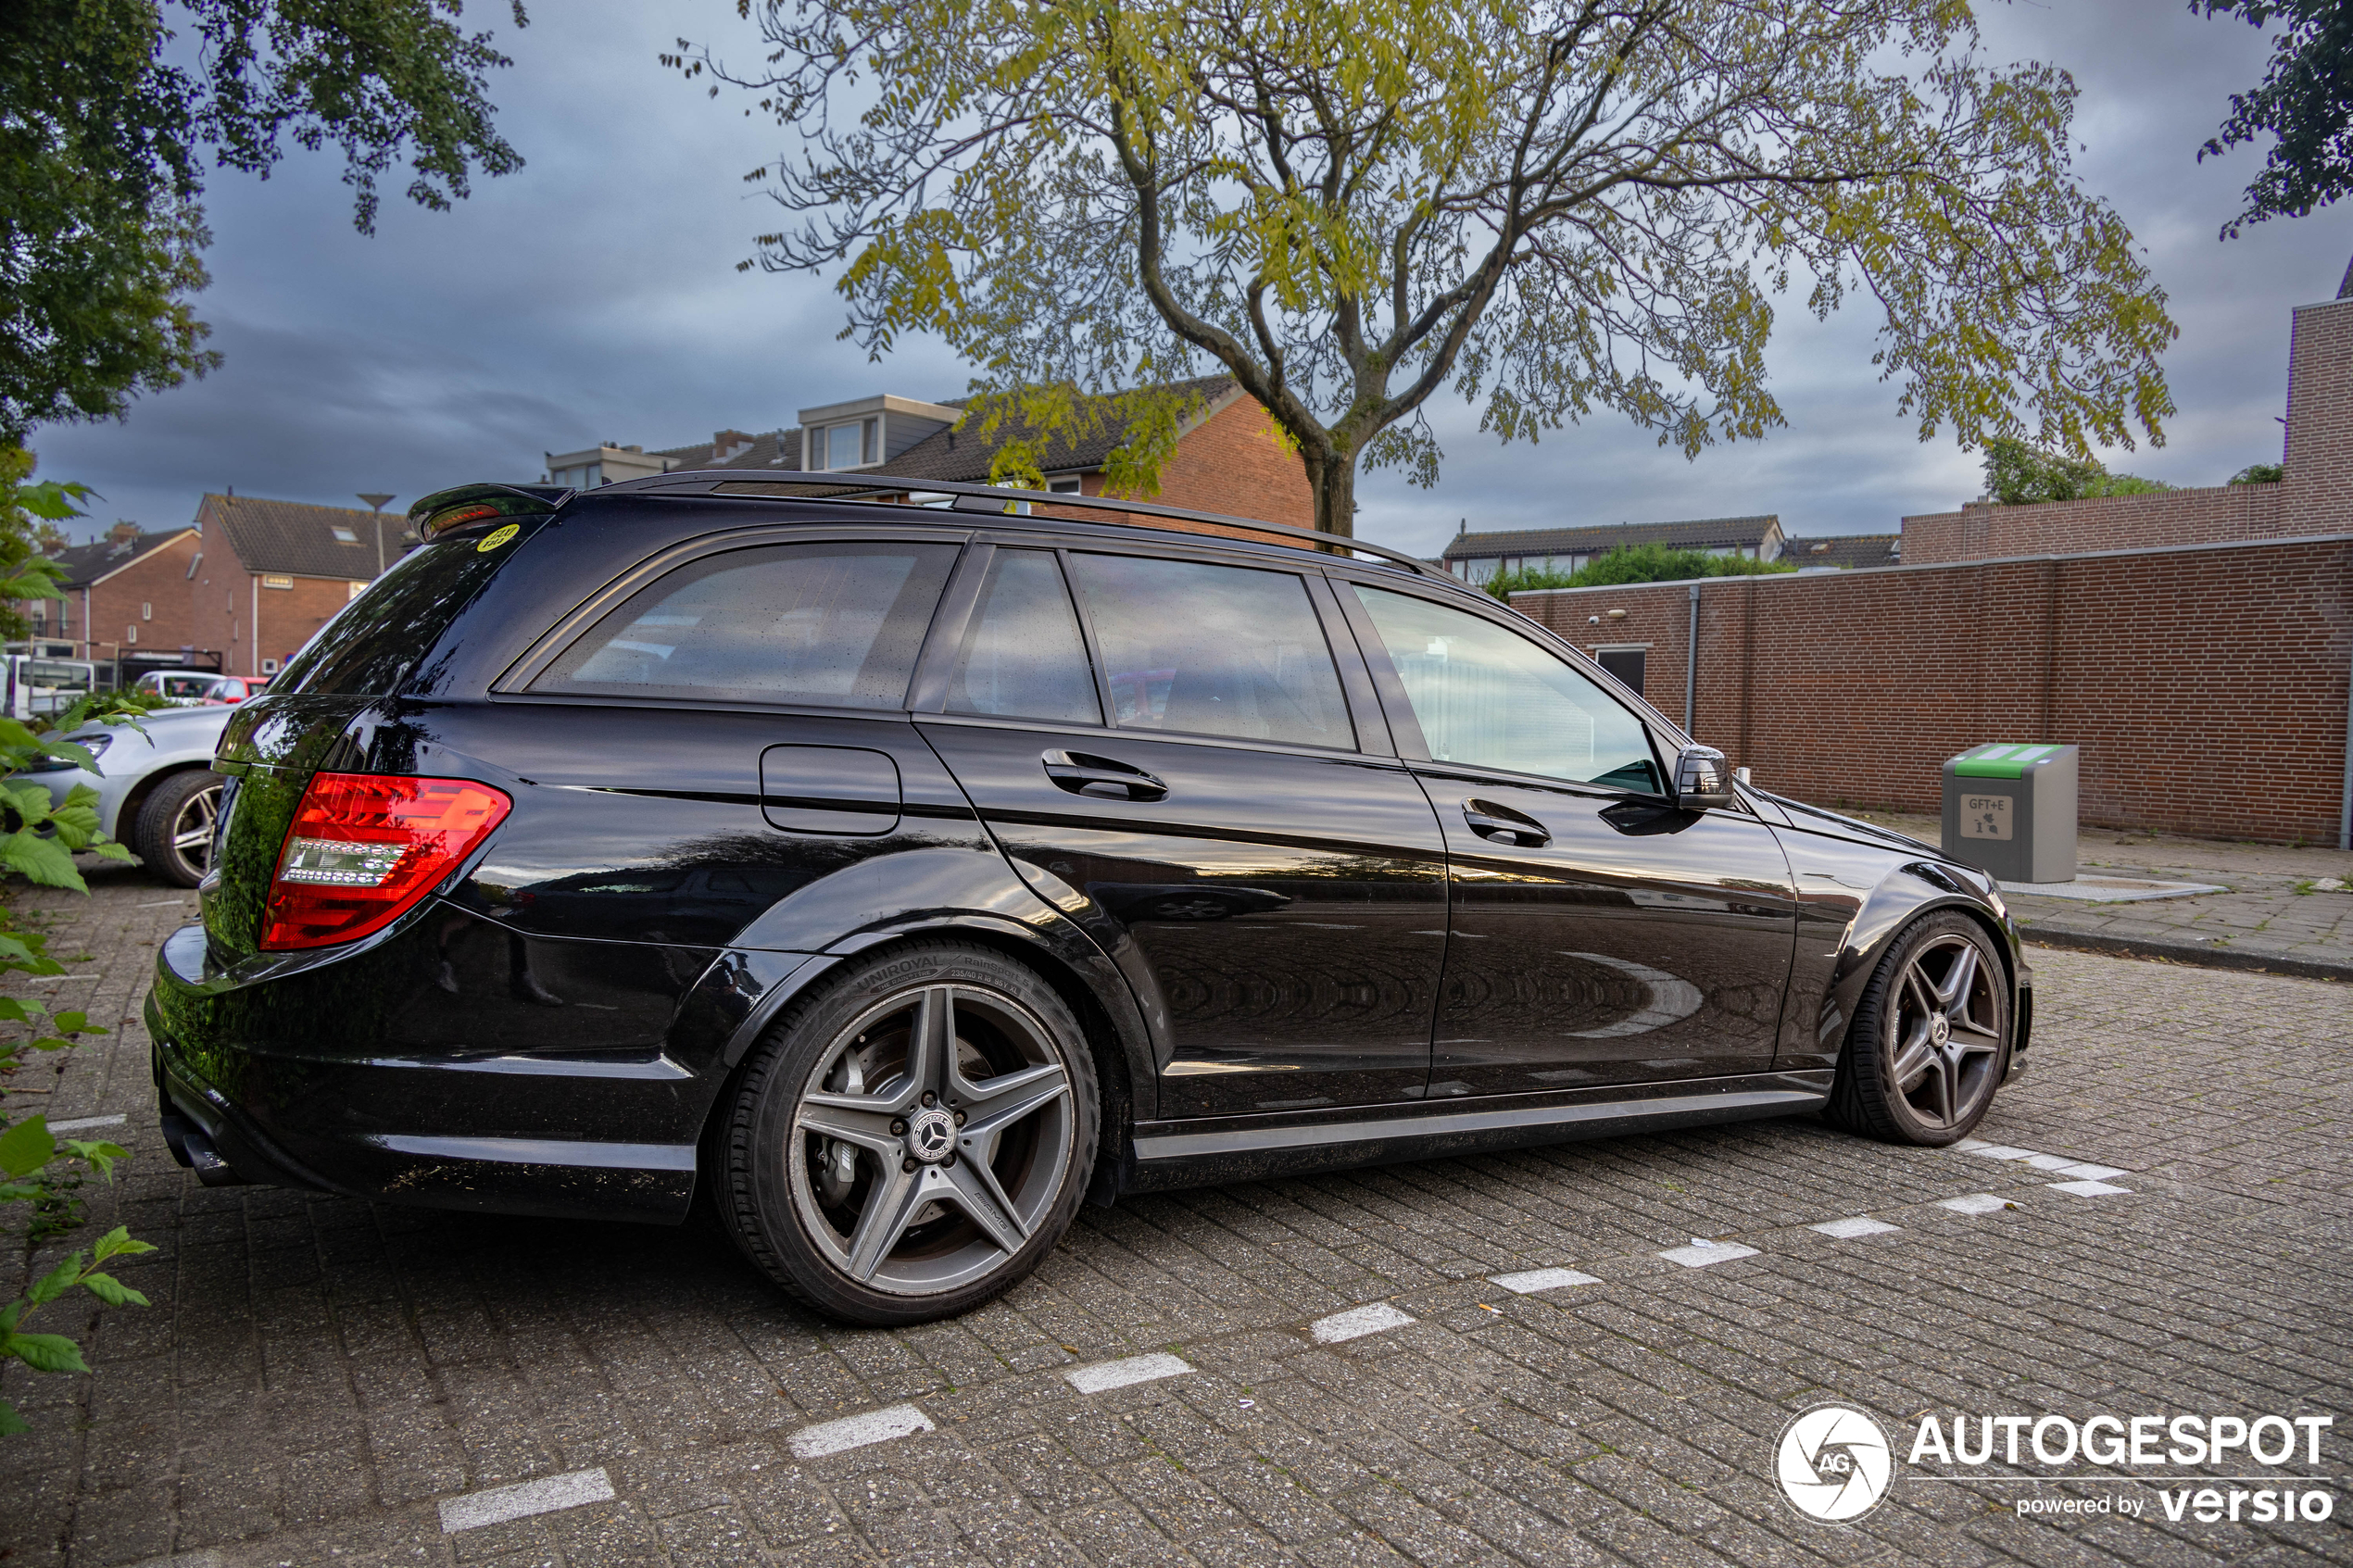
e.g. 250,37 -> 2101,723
2230,462 -> 2284,484
1982,435 -> 2170,503
1483,542 -> 1796,600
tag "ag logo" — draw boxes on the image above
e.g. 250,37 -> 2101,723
476,523 -> 521,553
1776,1405 -> 1893,1523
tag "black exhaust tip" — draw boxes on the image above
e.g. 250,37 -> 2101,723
158,1107 -> 247,1186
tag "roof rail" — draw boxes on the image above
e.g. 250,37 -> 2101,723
604,468 -> 1442,580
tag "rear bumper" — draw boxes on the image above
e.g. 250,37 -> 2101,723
144,911 -> 760,1224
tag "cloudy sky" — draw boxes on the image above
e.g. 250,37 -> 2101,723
30,0 -> 2352,561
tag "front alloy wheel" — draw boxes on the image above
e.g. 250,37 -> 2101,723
718,942 -> 1098,1323
132,771 -> 224,888
1828,912 -> 2009,1146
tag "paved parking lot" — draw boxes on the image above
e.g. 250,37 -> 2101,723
3,868 -> 2347,1568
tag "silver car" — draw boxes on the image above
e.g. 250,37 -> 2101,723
23,705 -> 234,886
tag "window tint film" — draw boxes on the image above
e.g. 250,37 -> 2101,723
945,549 -> 1101,724
534,542 -> 957,708
1069,554 -> 1352,748
1353,585 -> 1660,791
277,528 -> 529,696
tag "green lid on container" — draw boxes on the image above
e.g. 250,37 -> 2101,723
1952,743 -> 2062,779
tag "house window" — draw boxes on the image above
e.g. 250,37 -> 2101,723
262,658 -> 280,675
331,526 -> 359,543
1047,476 -> 1083,495
347,581 -> 367,600
126,624 -> 138,645
141,602 -> 152,621
1593,646 -> 1647,695
262,574 -> 294,589
818,419 -> 880,470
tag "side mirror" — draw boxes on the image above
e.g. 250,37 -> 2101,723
1672,744 -> 1734,809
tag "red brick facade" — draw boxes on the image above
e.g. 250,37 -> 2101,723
1516,534 -> 2353,845
1036,391 -> 1318,547
188,557 -> 365,679
55,531 -> 208,666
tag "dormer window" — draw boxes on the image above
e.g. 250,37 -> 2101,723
821,419 -> 880,471
331,526 -> 359,543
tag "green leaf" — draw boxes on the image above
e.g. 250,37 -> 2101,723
1,1331 -> 91,1374
26,1254 -> 87,1306
93,841 -> 135,863
77,1273 -> 148,1308
1,829 -> 88,891
0,997 -> 31,1022
92,1226 -> 156,1261
0,1116 -> 56,1179
0,1397 -> 29,1436
61,1140 -> 125,1179
47,1010 -> 89,1033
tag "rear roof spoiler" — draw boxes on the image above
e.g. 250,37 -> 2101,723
599,469 -> 1446,580
409,483 -> 573,540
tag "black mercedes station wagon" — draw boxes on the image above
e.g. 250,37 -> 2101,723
148,473 -> 2029,1324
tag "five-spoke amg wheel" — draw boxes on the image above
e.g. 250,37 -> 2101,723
1828,912 -> 2009,1146
716,942 -> 1098,1324
132,771 -> 223,888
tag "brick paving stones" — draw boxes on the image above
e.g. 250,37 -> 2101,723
0,862 -> 2347,1566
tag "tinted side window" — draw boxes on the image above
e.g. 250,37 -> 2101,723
277,530 -> 525,696
944,549 -> 1100,724
1068,554 -> 1352,749
1353,585 -> 1661,791
534,542 -> 957,709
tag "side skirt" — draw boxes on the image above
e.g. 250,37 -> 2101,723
1121,1070 -> 1832,1194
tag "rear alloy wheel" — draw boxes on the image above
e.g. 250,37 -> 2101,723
718,942 -> 1098,1324
132,771 -> 224,888
1827,912 -> 2009,1146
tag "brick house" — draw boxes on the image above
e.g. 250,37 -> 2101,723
552,377 -> 1315,531
34,525 -> 210,676
190,495 -> 401,678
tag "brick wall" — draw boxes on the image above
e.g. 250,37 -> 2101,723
1515,534 -> 2353,845
1902,484 -> 2291,563
2285,297 -> 2353,536
1040,391 -> 1318,548
71,532 -> 208,666
189,562 -> 361,679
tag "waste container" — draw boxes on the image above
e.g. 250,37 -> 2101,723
1941,743 -> 2078,884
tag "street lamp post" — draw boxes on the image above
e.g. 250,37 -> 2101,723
358,494 -> 396,578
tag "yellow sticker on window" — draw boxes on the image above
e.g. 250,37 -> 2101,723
477,523 -> 521,553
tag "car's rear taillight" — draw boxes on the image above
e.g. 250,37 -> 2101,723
258,773 -> 511,950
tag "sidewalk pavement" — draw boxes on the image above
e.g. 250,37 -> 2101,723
1854,809 -> 2353,982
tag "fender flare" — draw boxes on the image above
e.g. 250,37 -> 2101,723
1818,861 -> 2021,1064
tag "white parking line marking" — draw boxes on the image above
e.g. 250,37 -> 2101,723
2020,1153 -> 2082,1172
1810,1217 -> 1900,1239
1490,1267 -> 1601,1294
438,1468 -> 614,1533
1063,1353 -> 1192,1394
2057,1162 -> 2128,1180
1659,1242 -> 1760,1268
1966,1146 -> 2035,1160
1310,1303 -> 1416,1343
47,1114 -> 128,1134
788,1403 -> 935,1459
1938,1193 -> 2011,1215
1952,1138 -> 1993,1152
135,899 -> 190,908
2048,1179 -> 2133,1197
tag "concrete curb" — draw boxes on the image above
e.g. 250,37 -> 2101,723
2022,924 -> 2353,984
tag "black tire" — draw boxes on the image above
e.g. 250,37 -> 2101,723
132,770 -> 224,888
715,940 -> 1099,1325
1826,911 -> 2010,1147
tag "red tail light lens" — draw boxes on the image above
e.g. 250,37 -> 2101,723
259,773 -> 511,951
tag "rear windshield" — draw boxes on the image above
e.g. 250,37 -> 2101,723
274,526 -> 531,696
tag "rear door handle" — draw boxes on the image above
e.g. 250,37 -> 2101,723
1462,799 -> 1551,848
1042,749 -> 1167,801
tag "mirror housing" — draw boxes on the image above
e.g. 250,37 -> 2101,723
1672,745 -> 1735,809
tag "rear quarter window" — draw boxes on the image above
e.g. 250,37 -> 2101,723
274,526 -> 534,696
